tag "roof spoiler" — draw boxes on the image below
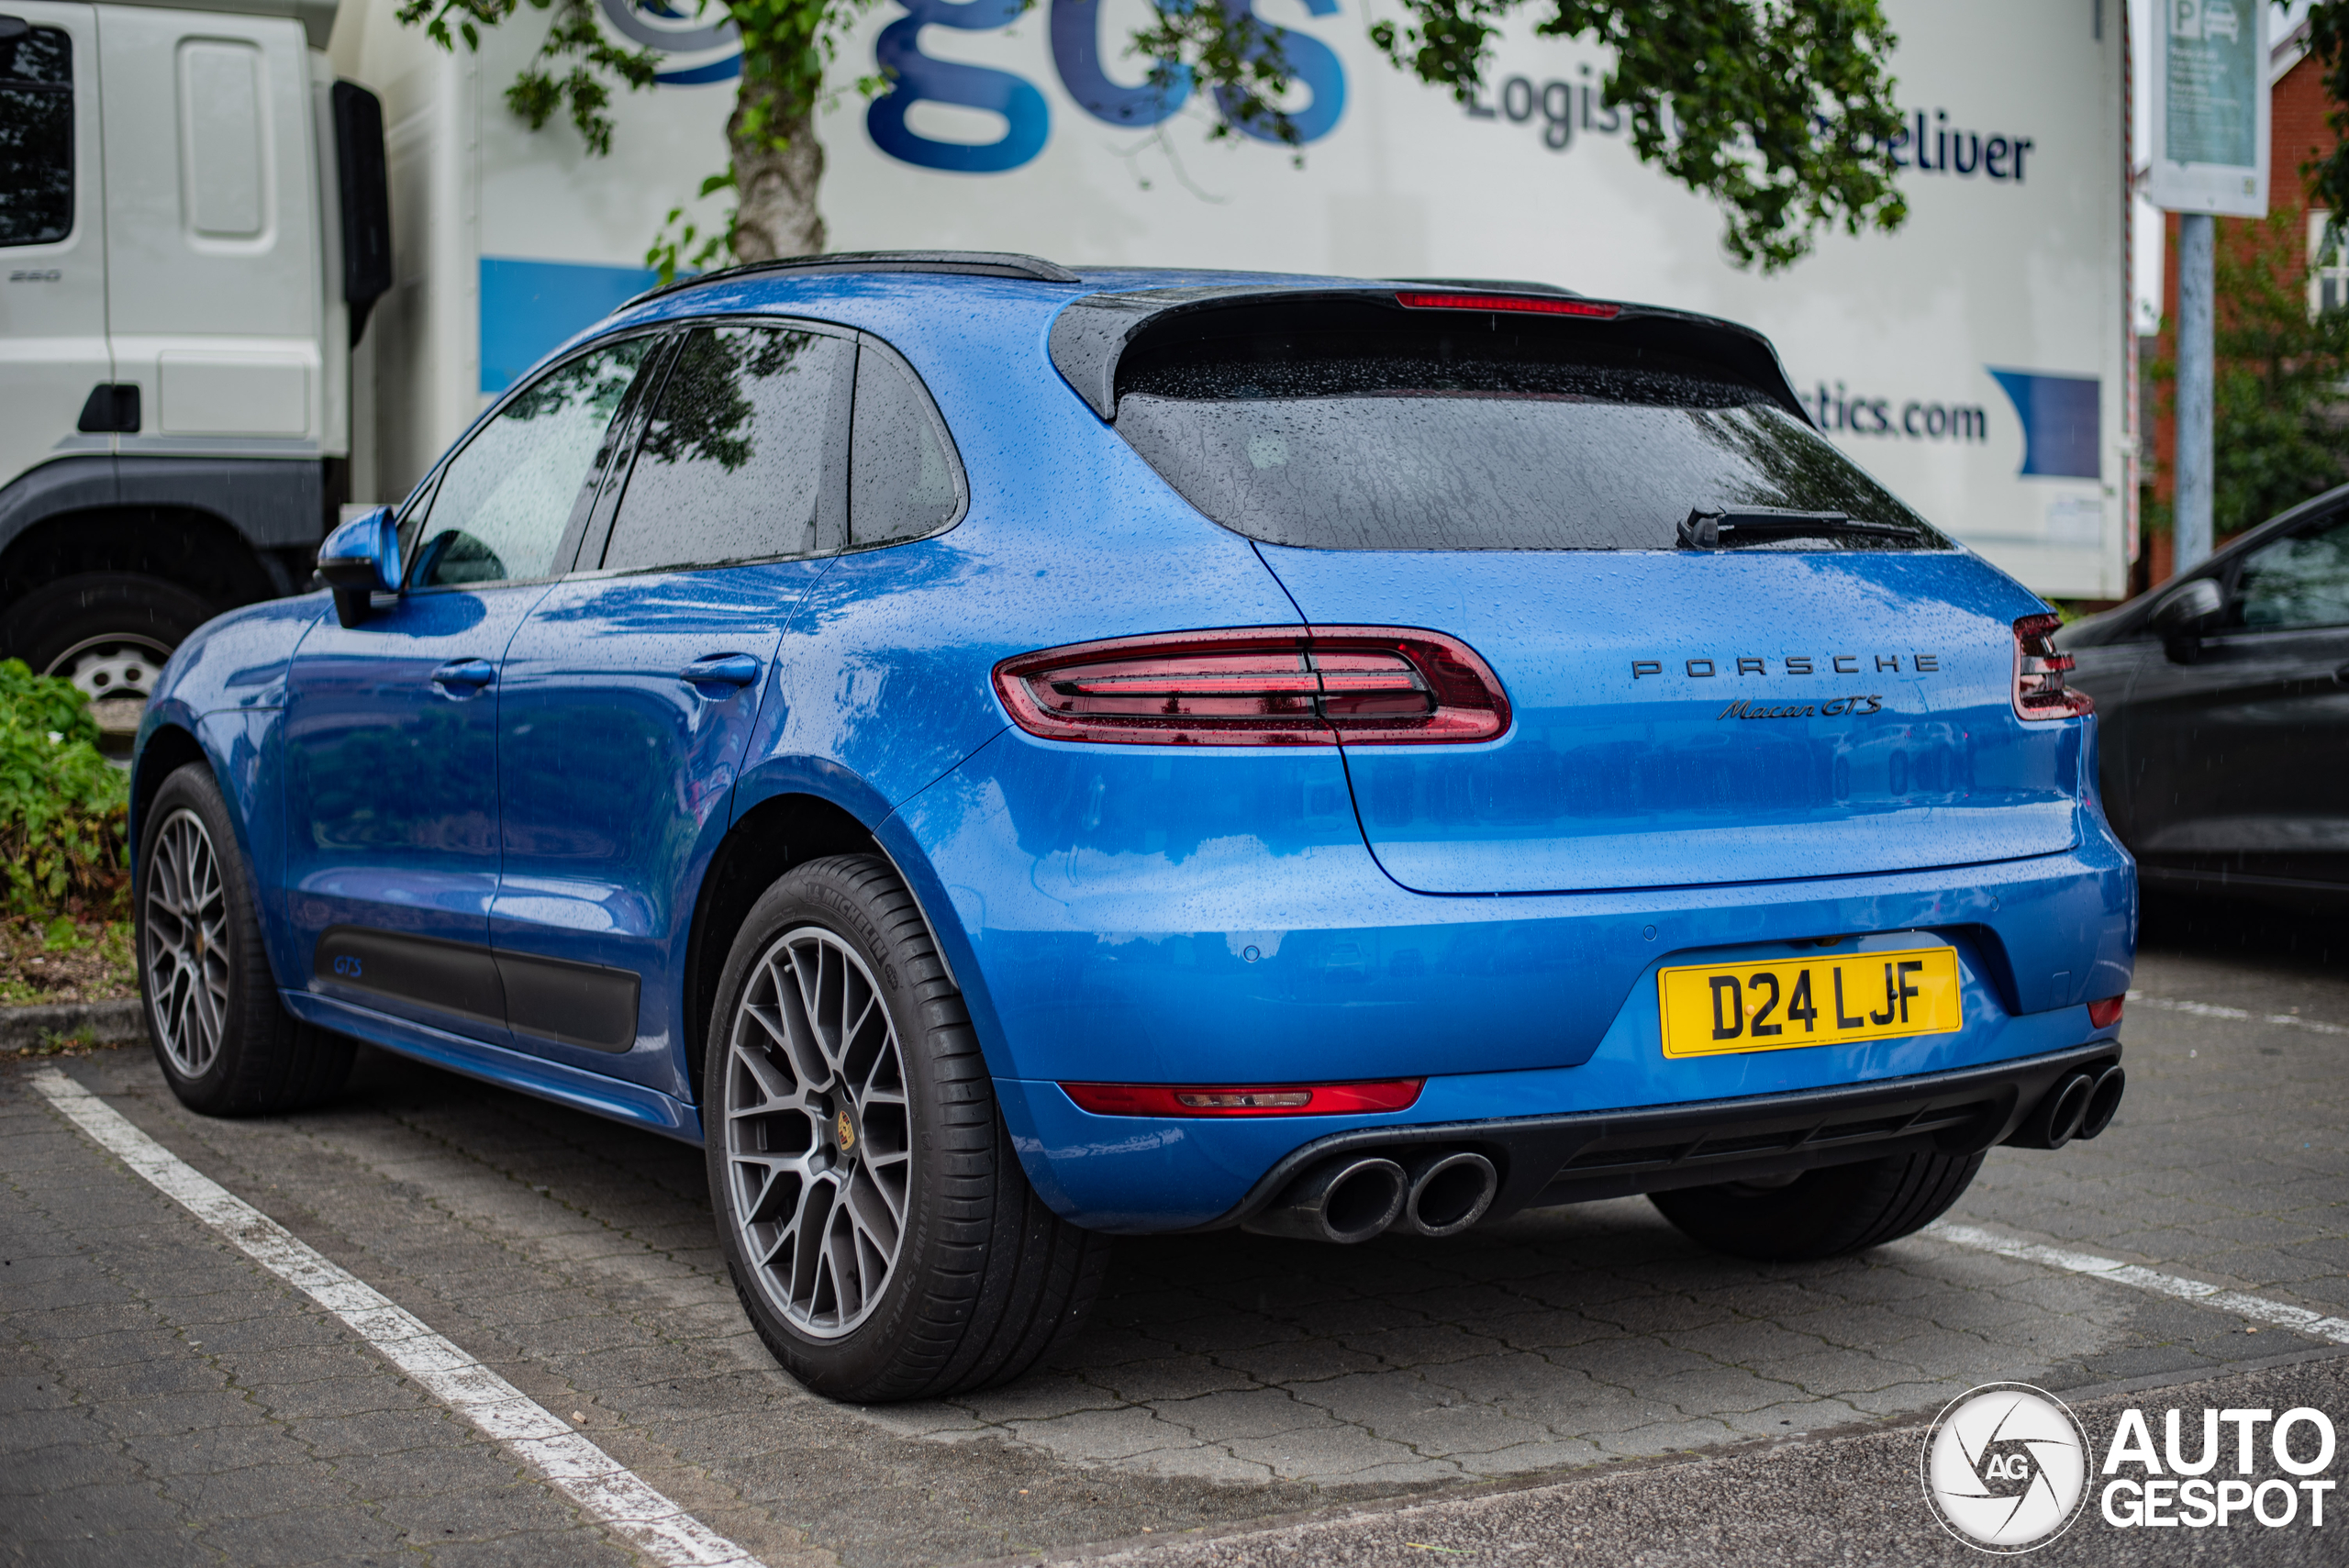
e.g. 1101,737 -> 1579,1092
1046,285 -> 1815,426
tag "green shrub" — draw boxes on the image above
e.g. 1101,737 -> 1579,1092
0,660 -> 128,917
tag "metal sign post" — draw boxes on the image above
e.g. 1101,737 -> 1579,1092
2145,0 -> 2271,573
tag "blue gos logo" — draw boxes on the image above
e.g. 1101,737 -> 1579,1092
332,954 -> 363,980
600,0 -> 1344,173
872,0 -> 1344,172
596,0 -> 745,85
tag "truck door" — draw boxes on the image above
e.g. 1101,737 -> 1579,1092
0,4 -> 111,496
95,5 -> 319,451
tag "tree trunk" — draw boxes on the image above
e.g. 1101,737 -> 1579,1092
729,80 -> 826,261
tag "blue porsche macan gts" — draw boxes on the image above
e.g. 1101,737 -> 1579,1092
133,252 -> 2135,1402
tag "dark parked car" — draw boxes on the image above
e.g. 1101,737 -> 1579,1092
2062,488 -> 2349,910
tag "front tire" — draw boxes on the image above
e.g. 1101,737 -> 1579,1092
705,854 -> 1109,1402
1649,1150 -> 1985,1262
137,763 -> 352,1115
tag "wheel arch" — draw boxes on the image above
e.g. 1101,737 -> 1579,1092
0,506 -> 285,624
130,719 -> 211,875
682,791 -> 894,1096
129,713 -> 285,994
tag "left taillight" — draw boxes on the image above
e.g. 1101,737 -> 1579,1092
993,627 -> 1510,746
2012,614 -> 2092,720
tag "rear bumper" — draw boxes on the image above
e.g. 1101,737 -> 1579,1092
887,729 -> 2138,1233
1196,1041 -> 2121,1230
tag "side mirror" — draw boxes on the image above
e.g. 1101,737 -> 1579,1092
2149,577 -> 2224,663
317,506 -> 402,628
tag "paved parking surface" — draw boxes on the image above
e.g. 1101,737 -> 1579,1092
5,907 -> 2345,1565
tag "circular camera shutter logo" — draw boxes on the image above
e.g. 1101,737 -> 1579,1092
1920,1383 -> 2090,1553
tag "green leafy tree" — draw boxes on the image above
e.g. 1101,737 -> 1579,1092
2154,207 -> 2349,543
394,0 -> 1907,275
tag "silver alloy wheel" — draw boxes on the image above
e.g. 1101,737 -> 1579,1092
143,807 -> 230,1078
723,925 -> 912,1339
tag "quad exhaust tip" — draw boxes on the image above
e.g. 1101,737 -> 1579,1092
1398,1151 -> 1498,1238
1243,1149 -> 1499,1244
2012,1063 -> 2124,1151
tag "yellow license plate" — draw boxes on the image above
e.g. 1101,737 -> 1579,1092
1658,946 -> 1963,1059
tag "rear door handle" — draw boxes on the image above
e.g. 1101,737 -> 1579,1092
431,658 -> 495,691
681,652 -> 762,689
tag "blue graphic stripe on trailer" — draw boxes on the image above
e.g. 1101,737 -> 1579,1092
480,256 -> 666,393
1987,369 -> 2101,480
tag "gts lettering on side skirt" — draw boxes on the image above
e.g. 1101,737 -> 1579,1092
1657,946 -> 1963,1059
313,928 -> 641,1053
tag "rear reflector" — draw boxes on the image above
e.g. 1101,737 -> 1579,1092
1061,1079 -> 1425,1117
993,627 -> 1510,746
2012,613 -> 2093,720
1395,290 -> 1620,318
2087,995 -> 2124,1029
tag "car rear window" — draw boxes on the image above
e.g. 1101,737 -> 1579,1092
1110,324 -> 1946,552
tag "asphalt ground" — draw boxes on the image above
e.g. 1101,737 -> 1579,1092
4,897 -> 2345,1566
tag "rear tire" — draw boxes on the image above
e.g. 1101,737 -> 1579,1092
137,763 -> 352,1115
1649,1151 -> 1985,1261
704,853 -> 1110,1402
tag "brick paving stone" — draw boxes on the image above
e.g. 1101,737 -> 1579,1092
7,941 -> 2348,1566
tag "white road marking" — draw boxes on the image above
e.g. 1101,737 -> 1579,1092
31,1069 -> 766,1568
2126,991 -> 2349,1039
1932,1222 -> 2349,1346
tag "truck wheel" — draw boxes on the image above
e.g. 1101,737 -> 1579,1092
705,854 -> 1110,1402
2,573 -> 217,751
1649,1151 -> 1985,1261
138,762 -> 353,1116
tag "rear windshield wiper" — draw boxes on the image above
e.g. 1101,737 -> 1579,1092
1677,508 -> 1924,549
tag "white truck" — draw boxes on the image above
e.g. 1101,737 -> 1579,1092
0,0 -> 386,742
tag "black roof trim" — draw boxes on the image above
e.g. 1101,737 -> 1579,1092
620,250 -> 1082,311
1045,284 -> 1813,424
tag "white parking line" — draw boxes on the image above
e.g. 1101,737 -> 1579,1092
1932,1222 -> 2349,1346
2126,991 -> 2349,1038
31,1069 -> 767,1568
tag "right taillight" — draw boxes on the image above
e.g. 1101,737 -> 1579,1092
2013,613 -> 2092,720
2087,995 -> 2124,1029
992,627 -> 1510,746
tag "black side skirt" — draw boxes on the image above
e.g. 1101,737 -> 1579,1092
313,927 -> 640,1054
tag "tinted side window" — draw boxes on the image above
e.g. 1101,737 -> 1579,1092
0,26 -> 73,248
849,344 -> 961,547
2234,515 -> 2349,631
601,326 -> 851,573
416,339 -> 651,588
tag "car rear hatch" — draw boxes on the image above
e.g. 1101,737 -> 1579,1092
1069,284 -> 2086,895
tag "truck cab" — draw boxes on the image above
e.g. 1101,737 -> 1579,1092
0,0 -> 384,746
